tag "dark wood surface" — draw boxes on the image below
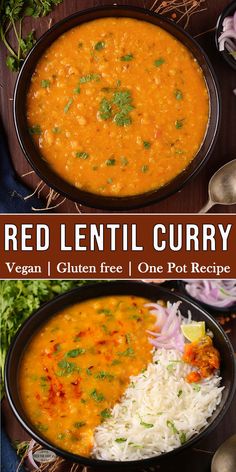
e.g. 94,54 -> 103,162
2,283 -> 236,472
0,0 -> 236,213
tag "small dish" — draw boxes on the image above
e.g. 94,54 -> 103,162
215,0 -> 236,71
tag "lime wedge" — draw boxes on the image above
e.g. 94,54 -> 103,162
181,322 -> 205,342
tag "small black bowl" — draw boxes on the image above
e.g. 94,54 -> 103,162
5,281 -> 236,469
178,280 -> 236,315
215,0 -> 236,71
14,5 -> 221,211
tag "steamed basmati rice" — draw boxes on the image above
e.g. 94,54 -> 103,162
93,348 -> 223,461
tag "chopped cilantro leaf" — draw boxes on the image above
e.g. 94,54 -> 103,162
154,58 -> 165,67
95,41 -> 105,51
76,152 -> 89,159
120,54 -> 134,61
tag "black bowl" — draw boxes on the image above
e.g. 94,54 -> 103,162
14,5 -> 220,211
5,281 -> 236,469
178,280 -> 236,315
215,0 -> 236,71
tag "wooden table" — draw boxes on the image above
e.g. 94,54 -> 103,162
2,282 -> 236,472
0,0 -> 236,213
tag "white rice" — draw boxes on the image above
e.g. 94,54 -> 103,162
93,348 -> 223,461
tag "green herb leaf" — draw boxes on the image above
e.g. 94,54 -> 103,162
114,113 -> 132,126
36,423 -> 48,432
101,324 -> 109,334
6,56 -> 20,72
118,347 -> 135,357
95,41 -> 105,51
99,97 -> 112,120
141,165 -> 149,173
115,438 -> 126,443
193,384 -> 201,392
52,127 -> 60,134
90,389 -> 105,402
66,348 -> 85,357
64,98 -> 73,113
120,54 -> 134,61
167,420 -> 179,435
140,421 -> 154,428
29,124 -> 41,135
154,58 -> 165,67
79,74 -> 100,83
75,152 -> 89,160
179,432 -> 187,444
107,178 -> 113,184
111,359 -> 121,365
143,141 -> 151,149
74,86 -> 81,94
41,79 -> 50,88
95,371 -> 114,381
175,119 -> 184,129
177,389 -> 182,397
121,157 -> 129,166
175,89 -> 183,100
100,408 -> 112,419
74,421 -> 86,428
106,158 -> 116,166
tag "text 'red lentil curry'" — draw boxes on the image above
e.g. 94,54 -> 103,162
19,295 -> 155,456
27,18 -> 209,197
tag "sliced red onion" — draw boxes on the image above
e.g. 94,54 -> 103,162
146,301 -> 184,351
28,440 -> 39,470
218,10 -> 236,59
183,280 -> 236,307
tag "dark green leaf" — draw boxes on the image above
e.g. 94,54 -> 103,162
143,141 -> 151,149
79,74 -> 100,83
74,421 -> 86,428
64,98 -> 73,113
95,41 -> 105,51
75,152 -> 89,160
154,58 -> 165,67
100,408 -> 112,419
175,119 -> 184,129
140,421 -> 154,428
90,389 -> 105,402
106,158 -> 116,166
99,97 -> 112,120
41,79 -> 50,88
29,124 -> 42,135
175,89 -> 183,100
66,348 -> 85,357
115,438 -> 126,443
120,54 -> 133,61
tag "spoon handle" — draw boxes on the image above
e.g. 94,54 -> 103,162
199,199 -> 215,213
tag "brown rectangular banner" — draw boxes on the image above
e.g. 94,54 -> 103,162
0,214 -> 235,279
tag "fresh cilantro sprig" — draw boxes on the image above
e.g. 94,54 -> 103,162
0,0 -> 63,71
99,89 -> 134,127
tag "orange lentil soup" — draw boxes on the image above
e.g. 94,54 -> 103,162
19,295 -> 155,456
27,18 -> 209,197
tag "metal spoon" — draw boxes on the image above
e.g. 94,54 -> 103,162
199,159 -> 236,213
211,435 -> 236,472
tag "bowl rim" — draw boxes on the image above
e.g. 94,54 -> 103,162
13,4 -> 221,211
5,280 -> 236,468
215,0 -> 236,71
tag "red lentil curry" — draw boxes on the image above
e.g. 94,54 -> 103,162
19,295 -> 155,456
27,18 -> 209,197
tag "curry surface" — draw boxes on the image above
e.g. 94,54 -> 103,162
19,295 -> 155,456
27,18 -> 209,197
